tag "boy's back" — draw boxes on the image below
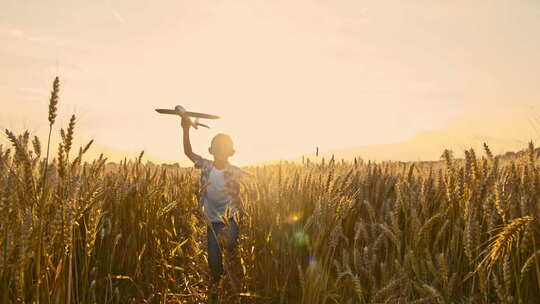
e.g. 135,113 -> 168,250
193,155 -> 246,223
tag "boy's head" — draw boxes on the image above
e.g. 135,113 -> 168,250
209,133 -> 235,161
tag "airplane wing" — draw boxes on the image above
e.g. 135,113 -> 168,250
184,111 -> 220,119
155,109 -> 178,115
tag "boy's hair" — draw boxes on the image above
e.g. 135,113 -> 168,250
211,133 -> 234,150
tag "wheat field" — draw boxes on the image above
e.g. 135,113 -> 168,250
1,79 -> 539,303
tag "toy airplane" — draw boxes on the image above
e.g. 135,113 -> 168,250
155,105 -> 220,129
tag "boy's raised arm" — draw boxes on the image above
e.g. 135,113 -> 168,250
181,117 -> 201,163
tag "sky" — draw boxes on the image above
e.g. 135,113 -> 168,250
1,0 -> 540,165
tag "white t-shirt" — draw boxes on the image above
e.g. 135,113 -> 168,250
206,168 -> 229,202
202,167 -> 235,223
193,156 -> 251,223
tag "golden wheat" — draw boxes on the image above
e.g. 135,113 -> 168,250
1,78 -> 540,303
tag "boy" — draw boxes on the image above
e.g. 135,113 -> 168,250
180,115 -> 248,301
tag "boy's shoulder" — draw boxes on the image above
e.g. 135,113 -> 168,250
193,155 -> 213,171
193,156 -> 251,179
225,164 -> 251,179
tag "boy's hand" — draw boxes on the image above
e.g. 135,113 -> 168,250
181,116 -> 191,130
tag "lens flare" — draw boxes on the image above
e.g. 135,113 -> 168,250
286,213 -> 302,224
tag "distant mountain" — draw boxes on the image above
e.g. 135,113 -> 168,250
297,129 -> 536,163
294,106 -> 540,163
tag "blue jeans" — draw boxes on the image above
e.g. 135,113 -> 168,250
207,218 -> 239,283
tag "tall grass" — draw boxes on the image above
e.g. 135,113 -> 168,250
1,78 -> 539,303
